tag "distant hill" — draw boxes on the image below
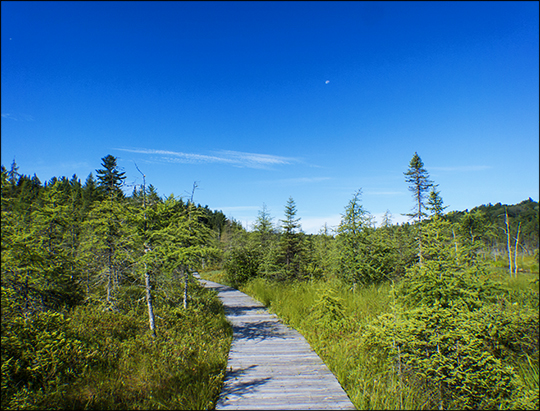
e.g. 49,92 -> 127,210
447,198 -> 539,255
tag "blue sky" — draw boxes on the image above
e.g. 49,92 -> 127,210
2,1 -> 538,234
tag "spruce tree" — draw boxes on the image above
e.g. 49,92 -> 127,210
404,152 -> 433,264
8,159 -> 20,185
96,155 -> 126,198
336,190 -> 377,284
404,152 -> 433,222
426,185 -> 448,217
253,203 -> 275,245
82,173 -> 99,213
279,197 -> 303,279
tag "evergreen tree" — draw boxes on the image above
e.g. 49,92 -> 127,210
79,198 -> 138,309
278,197 -> 303,279
253,203 -> 275,245
426,184 -> 448,217
404,152 -> 433,264
95,155 -> 126,199
7,159 -> 20,186
336,190 -> 379,284
404,152 -> 433,222
381,209 -> 393,228
82,173 -> 98,209
2,180 -> 84,315
307,223 -> 337,281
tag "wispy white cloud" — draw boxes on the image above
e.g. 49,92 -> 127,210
215,205 -> 261,213
364,190 -> 405,196
2,113 -> 34,121
216,150 -> 298,167
431,165 -> 492,172
273,176 -> 332,184
115,148 -> 299,169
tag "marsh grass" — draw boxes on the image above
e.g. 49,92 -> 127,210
232,270 -> 538,410
2,282 -> 232,410
200,269 -> 229,285
239,277 -> 419,409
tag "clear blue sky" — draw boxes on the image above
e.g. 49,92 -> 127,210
2,1 -> 538,233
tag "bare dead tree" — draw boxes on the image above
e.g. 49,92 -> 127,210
135,163 -> 156,337
514,222 -> 521,276
504,208 -> 514,278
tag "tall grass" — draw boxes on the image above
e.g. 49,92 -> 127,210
2,282 -> 232,410
237,271 -> 538,410
239,277 -> 426,409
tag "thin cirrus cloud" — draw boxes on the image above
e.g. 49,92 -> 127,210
115,148 -> 300,169
1,113 -> 34,121
364,191 -> 405,196
274,177 -> 332,184
430,165 -> 492,172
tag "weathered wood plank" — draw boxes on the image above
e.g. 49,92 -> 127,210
194,273 -> 355,410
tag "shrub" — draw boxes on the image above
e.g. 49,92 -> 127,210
1,309 -> 96,409
223,242 -> 261,288
361,304 -> 526,409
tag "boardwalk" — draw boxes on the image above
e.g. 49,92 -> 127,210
194,273 -> 355,410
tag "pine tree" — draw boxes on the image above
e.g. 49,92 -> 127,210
404,152 -> 433,222
95,155 -> 126,199
404,152 -> 433,264
278,197 -> 303,279
426,184 -> 448,217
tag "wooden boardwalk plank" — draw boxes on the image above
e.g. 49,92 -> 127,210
195,273 -> 355,410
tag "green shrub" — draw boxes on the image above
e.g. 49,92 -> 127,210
224,242 -> 262,288
1,309 -> 96,409
361,304 -> 529,409
1,281 -> 232,410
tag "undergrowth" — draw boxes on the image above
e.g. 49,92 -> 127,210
1,282 -> 232,410
238,271 -> 539,410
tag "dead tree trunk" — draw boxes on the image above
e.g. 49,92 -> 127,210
144,262 -> 156,337
505,208 -> 513,278
107,248 -> 113,305
183,266 -> 189,309
514,222 -> 521,276
136,164 -> 156,337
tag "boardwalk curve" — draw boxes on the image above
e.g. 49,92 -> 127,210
194,273 -> 355,410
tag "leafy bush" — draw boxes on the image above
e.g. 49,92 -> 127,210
223,241 -> 262,288
361,304 -> 529,409
310,286 -> 346,329
360,217 -> 539,409
1,281 -> 232,410
1,308 -> 97,409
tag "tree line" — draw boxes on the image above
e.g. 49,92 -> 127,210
223,152 -> 538,288
2,155 -> 241,320
220,151 -> 538,409
1,152 -> 538,409
1,154 -> 243,409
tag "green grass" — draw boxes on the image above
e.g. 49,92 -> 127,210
490,253 -> 539,275
198,266 -> 539,409
1,282 -> 232,410
199,269 -> 229,285
238,277 -> 422,410
232,270 -> 538,410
